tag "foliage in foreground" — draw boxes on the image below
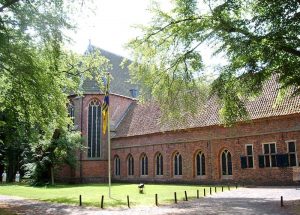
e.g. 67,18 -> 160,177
127,0 -> 300,125
0,0 -> 109,182
23,130 -> 83,185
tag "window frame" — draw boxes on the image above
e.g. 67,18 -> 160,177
87,99 -> 101,159
140,153 -> 148,176
173,152 -> 182,176
262,142 -> 277,168
195,151 -> 206,177
245,144 -> 254,168
127,154 -> 134,176
155,153 -> 163,176
68,103 -> 75,125
286,140 -> 298,167
114,155 -> 120,176
221,149 -> 233,178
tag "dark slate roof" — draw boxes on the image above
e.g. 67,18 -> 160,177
81,46 -> 137,97
114,76 -> 300,138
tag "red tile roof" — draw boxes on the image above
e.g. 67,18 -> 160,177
114,76 -> 300,138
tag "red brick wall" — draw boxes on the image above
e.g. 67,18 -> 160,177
111,114 -> 300,185
58,95 -> 300,185
57,94 -> 134,182
80,160 -> 108,182
80,94 -> 133,160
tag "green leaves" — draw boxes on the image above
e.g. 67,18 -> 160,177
127,0 -> 300,125
0,1 -> 110,182
127,2 -> 209,121
0,0 -> 109,137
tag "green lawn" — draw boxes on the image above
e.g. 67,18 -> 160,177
0,208 -> 16,215
0,183 -> 235,208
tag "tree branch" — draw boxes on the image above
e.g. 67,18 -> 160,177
217,19 -> 300,58
278,45 -> 300,57
145,16 -> 202,41
0,0 -> 20,13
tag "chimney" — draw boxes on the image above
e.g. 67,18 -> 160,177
129,89 -> 138,98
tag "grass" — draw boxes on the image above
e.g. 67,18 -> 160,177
0,208 -> 17,215
0,183 -> 235,208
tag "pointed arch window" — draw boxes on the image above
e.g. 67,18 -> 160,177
155,153 -> 163,176
68,103 -> 75,125
127,154 -> 134,176
174,152 -> 182,176
88,100 -> 101,158
114,155 -> 120,176
196,151 -> 205,176
221,150 -> 232,175
140,154 -> 148,176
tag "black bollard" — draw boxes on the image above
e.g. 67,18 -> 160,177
222,186 -> 224,192
197,190 -> 199,199
127,195 -> 130,208
79,195 -> 82,206
281,196 -> 283,207
210,187 -> 212,195
101,195 -> 104,209
215,187 -> 217,193
174,192 -> 177,204
155,194 -> 158,206
236,183 -> 238,189
204,188 -> 206,197
185,191 -> 188,201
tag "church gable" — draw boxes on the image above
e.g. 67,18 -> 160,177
81,46 -> 138,98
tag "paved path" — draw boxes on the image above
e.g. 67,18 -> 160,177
0,187 -> 300,215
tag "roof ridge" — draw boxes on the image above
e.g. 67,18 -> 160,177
114,76 -> 300,138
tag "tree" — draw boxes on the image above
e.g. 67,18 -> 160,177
23,129 -> 82,185
0,0 -> 109,182
127,0 -> 300,124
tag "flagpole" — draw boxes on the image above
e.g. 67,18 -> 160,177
107,72 -> 111,198
108,106 -> 111,198
102,72 -> 111,198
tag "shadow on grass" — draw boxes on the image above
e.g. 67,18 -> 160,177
42,196 -> 128,208
0,208 -> 17,215
41,197 -> 78,205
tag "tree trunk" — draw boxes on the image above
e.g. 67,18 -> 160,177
50,166 -> 54,185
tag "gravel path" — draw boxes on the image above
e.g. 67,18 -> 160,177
0,187 -> 300,215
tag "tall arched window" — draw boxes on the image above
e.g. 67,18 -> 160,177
114,155 -> 120,176
140,153 -> 148,176
155,153 -> 163,176
68,103 -> 75,124
221,150 -> 232,175
88,100 -> 101,158
174,152 -> 182,176
196,151 -> 205,176
127,154 -> 134,176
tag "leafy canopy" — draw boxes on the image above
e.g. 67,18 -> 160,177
0,0 -> 110,138
0,0 -> 109,181
127,0 -> 300,124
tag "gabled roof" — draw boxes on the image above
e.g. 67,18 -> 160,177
114,76 -> 300,138
82,46 -> 137,98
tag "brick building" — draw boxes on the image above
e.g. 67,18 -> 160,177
60,48 -> 300,185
